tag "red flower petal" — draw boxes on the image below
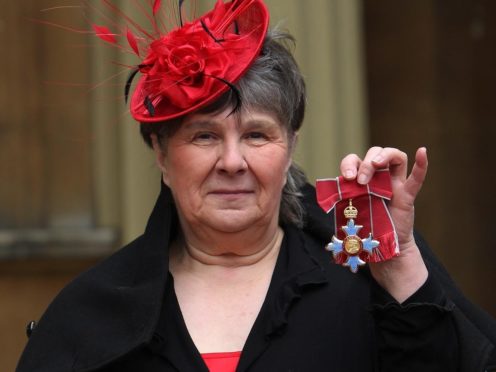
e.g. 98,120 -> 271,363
126,28 -> 140,56
92,24 -> 117,44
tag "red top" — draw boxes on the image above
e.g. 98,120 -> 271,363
201,351 -> 241,372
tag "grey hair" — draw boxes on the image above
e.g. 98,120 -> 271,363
140,29 -> 308,227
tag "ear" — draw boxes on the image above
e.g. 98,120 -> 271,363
151,134 -> 170,186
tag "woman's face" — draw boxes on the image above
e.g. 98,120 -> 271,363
154,108 -> 292,235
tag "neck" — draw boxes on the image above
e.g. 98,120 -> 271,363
170,224 -> 283,271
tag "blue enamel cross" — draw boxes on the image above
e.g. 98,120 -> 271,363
326,219 -> 379,273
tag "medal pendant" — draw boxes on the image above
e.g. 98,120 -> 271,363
326,199 -> 379,273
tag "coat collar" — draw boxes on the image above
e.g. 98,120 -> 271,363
147,222 -> 329,372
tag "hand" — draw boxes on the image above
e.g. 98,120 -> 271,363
340,147 -> 429,303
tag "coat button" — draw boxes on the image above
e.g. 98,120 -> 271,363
26,321 -> 36,338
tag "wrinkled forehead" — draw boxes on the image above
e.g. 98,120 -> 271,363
182,106 -> 283,129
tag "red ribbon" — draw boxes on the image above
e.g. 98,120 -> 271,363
315,169 -> 399,264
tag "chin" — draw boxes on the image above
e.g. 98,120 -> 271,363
204,210 -> 267,233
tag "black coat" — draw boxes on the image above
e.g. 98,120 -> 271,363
17,183 -> 496,371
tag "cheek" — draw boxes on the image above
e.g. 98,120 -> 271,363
251,149 -> 291,191
164,146 -> 214,192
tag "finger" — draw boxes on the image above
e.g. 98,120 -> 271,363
356,147 -> 383,184
370,147 -> 408,181
340,153 -> 362,180
403,147 -> 428,199
385,148 -> 408,182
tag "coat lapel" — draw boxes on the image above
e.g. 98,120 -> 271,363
17,182 -> 175,372
237,225 -> 329,371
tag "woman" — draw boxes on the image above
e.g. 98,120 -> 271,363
17,1 -> 496,371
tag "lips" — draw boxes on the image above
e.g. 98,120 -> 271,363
209,189 -> 253,195
208,188 -> 255,200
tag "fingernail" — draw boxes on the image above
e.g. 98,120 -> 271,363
345,170 -> 355,179
358,174 -> 368,184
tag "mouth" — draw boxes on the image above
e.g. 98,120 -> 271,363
208,189 -> 255,200
209,190 -> 253,195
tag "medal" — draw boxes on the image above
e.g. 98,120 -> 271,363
326,199 -> 379,273
316,170 -> 400,273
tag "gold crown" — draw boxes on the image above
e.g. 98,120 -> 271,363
344,199 -> 358,219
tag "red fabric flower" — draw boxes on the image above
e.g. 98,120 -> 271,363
139,24 -> 229,110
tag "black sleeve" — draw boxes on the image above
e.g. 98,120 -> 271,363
371,272 -> 459,372
369,230 -> 496,371
414,232 -> 496,371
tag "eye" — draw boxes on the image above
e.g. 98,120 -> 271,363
245,132 -> 269,142
247,132 -> 265,139
192,131 -> 218,143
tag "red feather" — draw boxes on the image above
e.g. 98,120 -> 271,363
92,24 -> 117,44
126,28 -> 140,56
153,0 -> 162,16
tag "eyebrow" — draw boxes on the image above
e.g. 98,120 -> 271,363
182,120 -> 217,130
241,119 -> 281,130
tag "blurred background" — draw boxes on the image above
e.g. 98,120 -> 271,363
1,0 -> 495,370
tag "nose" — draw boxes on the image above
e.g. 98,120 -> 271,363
216,138 -> 247,175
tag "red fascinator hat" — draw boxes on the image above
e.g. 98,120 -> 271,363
93,0 -> 269,123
